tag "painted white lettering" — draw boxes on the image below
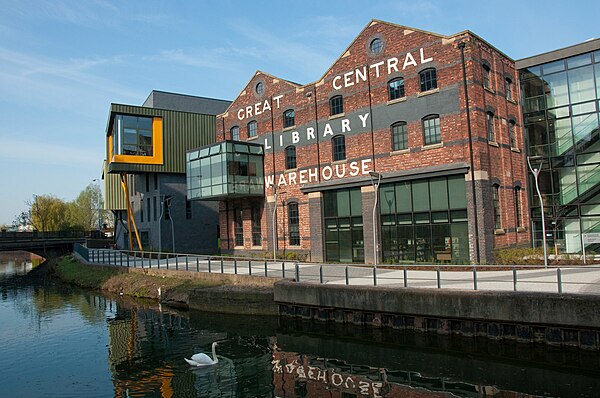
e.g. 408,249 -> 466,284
306,127 -> 315,140
292,131 -> 299,144
308,168 -> 318,182
323,123 -> 333,137
403,52 -> 417,69
237,108 -> 244,120
335,163 -> 346,178
355,66 -> 367,84
358,113 -> 370,128
288,172 -> 297,185
299,170 -> 308,184
263,99 -> 271,112
278,174 -> 287,186
265,175 -> 275,188
273,94 -> 283,109
322,166 -> 333,180
341,119 -> 351,133
245,105 -> 253,119
370,61 -> 384,78
332,75 -> 343,90
349,161 -> 360,176
343,71 -> 354,87
264,138 -> 272,150
279,135 -> 284,147
361,158 -> 372,174
387,57 -> 399,74
254,102 -> 262,116
420,48 -> 433,64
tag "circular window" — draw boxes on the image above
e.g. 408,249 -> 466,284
369,38 -> 383,55
255,82 -> 264,95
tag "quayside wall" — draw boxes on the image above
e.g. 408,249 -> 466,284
274,281 -> 600,350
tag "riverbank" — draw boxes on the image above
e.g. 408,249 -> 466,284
51,255 -> 279,315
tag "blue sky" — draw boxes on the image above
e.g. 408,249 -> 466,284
0,0 -> 598,225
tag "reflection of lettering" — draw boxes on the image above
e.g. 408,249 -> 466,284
359,381 -> 370,395
272,359 -> 282,373
331,372 -> 343,387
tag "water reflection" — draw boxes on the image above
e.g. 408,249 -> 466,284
1,255 -> 600,397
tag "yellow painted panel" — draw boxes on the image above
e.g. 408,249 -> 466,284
111,117 -> 163,165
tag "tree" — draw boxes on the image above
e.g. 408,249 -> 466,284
67,183 -> 103,230
27,194 -> 69,232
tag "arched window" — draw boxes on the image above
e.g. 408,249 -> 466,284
283,109 -> 295,128
493,184 -> 501,229
509,120 -> 516,148
391,121 -> 408,151
288,202 -> 300,246
247,121 -> 257,138
285,145 -> 296,169
486,111 -> 495,142
419,68 -> 437,92
388,78 -> 405,100
514,186 -> 522,228
482,64 -> 491,89
332,135 -> 346,161
230,126 -> 240,141
329,95 -> 344,116
422,114 -> 441,145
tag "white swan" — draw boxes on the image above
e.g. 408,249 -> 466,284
185,342 -> 219,367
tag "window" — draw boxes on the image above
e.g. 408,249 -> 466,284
288,202 -> 300,246
248,121 -> 257,138
147,198 -> 151,222
186,200 -> 192,219
251,206 -> 261,246
330,95 -> 344,116
509,120 -> 516,148
419,68 -> 437,92
486,112 -> 495,142
255,82 -> 264,95
285,146 -> 297,169
332,135 -> 346,161
505,77 -> 513,100
391,122 -> 408,151
234,208 -> 243,246
493,184 -> 501,229
388,78 -> 405,100
514,187 -> 522,228
283,109 -> 295,128
153,196 -> 157,221
482,64 -> 491,89
231,126 -> 240,141
112,114 -> 155,157
422,115 -> 441,145
369,38 -> 383,54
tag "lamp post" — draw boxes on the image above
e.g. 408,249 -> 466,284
527,156 -> 548,268
92,179 -> 101,231
369,171 -> 382,270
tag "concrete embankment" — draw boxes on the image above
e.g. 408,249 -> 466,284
274,281 -> 600,350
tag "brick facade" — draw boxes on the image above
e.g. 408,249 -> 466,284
215,20 -> 530,263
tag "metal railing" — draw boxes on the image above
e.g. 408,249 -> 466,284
85,248 -> 600,295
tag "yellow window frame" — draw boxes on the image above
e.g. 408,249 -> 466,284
109,116 -> 163,165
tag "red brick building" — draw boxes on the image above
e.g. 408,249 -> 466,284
189,20 -> 529,264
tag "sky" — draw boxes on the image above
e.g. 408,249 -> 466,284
0,0 -> 598,225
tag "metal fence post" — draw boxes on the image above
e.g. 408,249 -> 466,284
473,267 -> 478,290
102,250 -> 105,263
437,268 -> 441,288
220,258 -> 224,273
126,253 -> 129,268
282,262 -> 286,278
264,260 -> 268,277
175,255 -> 179,271
513,268 -> 517,291
319,265 -> 323,284
120,251 -> 123,267
166,256 -> 169,270
295,262 -> 299,282
234,259 -> 237,274
345,266 -> 349,285
249,260 -> 252,276
403,266 -> 408,287
185,255 -> 189,271
208,258 -> 212,273
557,268 -> 563,293
196,257 -> 199,272
373,267 -> 377,286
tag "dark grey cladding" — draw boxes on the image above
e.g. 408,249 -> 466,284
143,90 -> 231,115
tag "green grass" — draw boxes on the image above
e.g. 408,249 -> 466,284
54,255 -> 121,288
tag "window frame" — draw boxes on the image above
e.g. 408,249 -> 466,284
391,121 -> 408,151
288,202 -> 300,246
251,205 -> 262,246
231,126 -> 240,141
505,77 -> 513,100
109,115 -> 164,166
332,135 -> 346,161
422,114 -> 441,145
247,120 -> 258,138
514,186 -> 522,228
493,184 -> 502,230
486,111 -> 495,142
509,120 -> 517,148
285,145 -> 297,170
388,77 -> 405,100
419,68 -> 437,92
234,208 -> 244,246
283,109 -> 295,128
482,64 -> 491,89
329,95 -> 344,116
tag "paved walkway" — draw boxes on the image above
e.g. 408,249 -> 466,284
87,249 -> 600,295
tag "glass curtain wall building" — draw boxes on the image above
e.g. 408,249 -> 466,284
518,41 -> 600,254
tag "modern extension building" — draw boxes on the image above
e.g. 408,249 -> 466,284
104,91 -> 230,253
187,20 -> 530,264
517,40 -> 600,255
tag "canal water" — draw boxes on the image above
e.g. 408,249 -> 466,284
1,254 -> 600,398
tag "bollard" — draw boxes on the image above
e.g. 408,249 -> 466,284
373,267 -> 377,286
513,268 -> 517,291
282,262 -> 286,278
557,268 -> 563,293
473,267 -> 478,290
295,262 -> 300,282
345,266 -> 349,285
403,266 -> 408,288
208,258 -> 212,273
220,258 -> 224,273
234,259 -> 238,274
319,265 -> 323,284
264,260 -> 268,277
249,260 -> 252,276
437,268 -> 441,288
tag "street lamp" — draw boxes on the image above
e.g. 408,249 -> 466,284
369,171 -> 382,271
92,179 -> 101,231
527,156 -> 548,268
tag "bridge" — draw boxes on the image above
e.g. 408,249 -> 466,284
0,231 -> 97,259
